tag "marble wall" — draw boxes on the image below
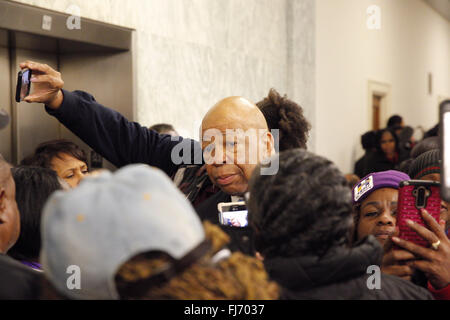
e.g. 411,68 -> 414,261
10,0 -> 316,144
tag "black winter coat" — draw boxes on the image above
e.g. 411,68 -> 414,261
354,151 -> 374,178
363,150 -> 410,176
0,254 -> 42,299
264,237 -> 433,300
196,191 -> 254,255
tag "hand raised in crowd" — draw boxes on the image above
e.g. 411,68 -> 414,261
381,228 -> 416,281
392,209 -> 450,290
19,61 -> 64,109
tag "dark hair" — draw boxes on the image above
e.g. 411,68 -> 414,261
256,88 -> 311,151
397,158 -> 414,174
21,139 -> 87,169
375,128 -> 399,154
397,126 -> 415,152
115,222 -> 279,300
391,125 -> 403,133
248,149 -> 353,259
410,136 -> 440,159
149,123 -> 176,134
423,124 -> 439,139
8,166 -> 63,261
361,131 -> 376,150
387,115 -> 402,128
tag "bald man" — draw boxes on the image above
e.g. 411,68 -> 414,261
201,97 -> 274,195
20,61 -> 276,254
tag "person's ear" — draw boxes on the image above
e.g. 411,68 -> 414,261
265,132 -> 275,157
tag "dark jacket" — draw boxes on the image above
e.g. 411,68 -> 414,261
46,90 -> 252,254
196,191 -> 254,255
0,254 -> 42,299
364,149 -> 410,176
45,90 -> 202,178
354,151 -> 373,178
264,237 -> 433,300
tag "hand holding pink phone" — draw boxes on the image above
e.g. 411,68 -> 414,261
397,180 -> 441,248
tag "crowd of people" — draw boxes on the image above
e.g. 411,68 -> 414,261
353,114 -> 437,179
0,60 -> 448,300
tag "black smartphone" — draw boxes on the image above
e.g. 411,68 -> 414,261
15,69 -> 32,103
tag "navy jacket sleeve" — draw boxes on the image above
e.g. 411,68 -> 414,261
45,90 -> 203,177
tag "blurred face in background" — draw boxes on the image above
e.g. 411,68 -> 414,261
0,167 -> 20,253
356,188 -> 398,246
380,131 -> 396,157
51,153 -> 88,188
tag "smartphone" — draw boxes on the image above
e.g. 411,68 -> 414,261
217,201 -> 248,228
15,69 -> 32,102
397,180 -> 441,247
440,99 -> 450,202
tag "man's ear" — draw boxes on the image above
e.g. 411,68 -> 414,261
265,131 -> 275,157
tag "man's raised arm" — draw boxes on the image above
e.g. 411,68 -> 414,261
19,61 -> 201,177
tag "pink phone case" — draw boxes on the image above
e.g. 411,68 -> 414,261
397,180 -> 441,248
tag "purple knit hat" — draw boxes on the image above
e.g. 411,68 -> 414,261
352,170 -> 410,204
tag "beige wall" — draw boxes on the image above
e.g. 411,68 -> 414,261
9,0 -> 448,174
10,0 -> 316,143
315,0 -> 450,173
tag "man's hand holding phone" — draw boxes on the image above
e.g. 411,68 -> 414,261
19,60 -> 64,109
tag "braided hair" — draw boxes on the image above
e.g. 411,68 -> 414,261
248,149 -> 353,259
115,222 -> 279,300
257,88 -> 311,151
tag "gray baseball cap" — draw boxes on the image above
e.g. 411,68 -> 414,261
40,164 -> 205,300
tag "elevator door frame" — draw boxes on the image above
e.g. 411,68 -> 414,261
0,0 -> 136,168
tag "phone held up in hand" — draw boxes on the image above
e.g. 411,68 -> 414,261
15,69 -> 32,103
397,180 -> 441,247
218,201 -> 248,228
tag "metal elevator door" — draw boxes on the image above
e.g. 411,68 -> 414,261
0,29 -> 11,162
0,30 -> 61,164
0,1 -> 135,168
12,47 -> 60,164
